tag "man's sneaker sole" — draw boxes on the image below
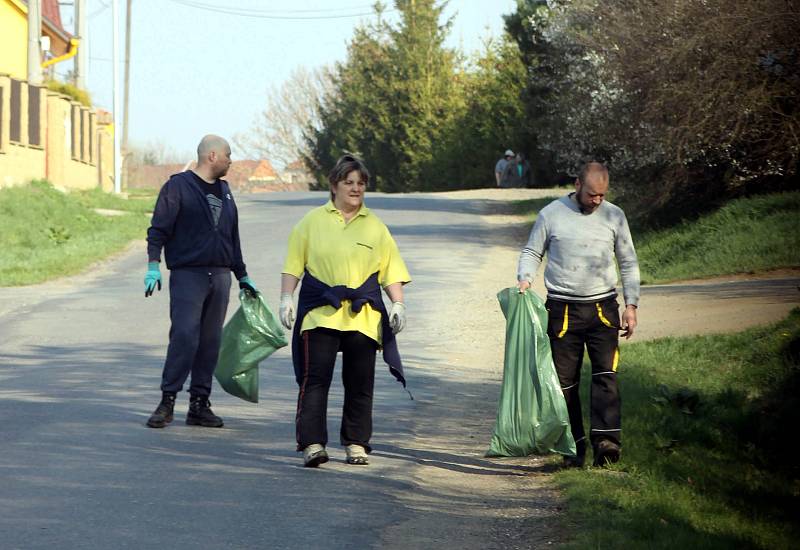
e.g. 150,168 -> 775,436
186,415 -> 224,428
304,451 -> 329,468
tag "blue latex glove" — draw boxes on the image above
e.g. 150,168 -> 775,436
144,262 -> 162,297
239,276 -> 258,296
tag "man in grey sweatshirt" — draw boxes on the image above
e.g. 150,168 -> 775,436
517,161 -> 640,467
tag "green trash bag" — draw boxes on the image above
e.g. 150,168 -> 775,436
214,290 -> 288,403
486,288 -> 576,457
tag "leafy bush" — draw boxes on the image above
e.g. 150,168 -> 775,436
45,79 -> 92,106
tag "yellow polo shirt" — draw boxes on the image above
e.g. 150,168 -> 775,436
282,201 -> 411,343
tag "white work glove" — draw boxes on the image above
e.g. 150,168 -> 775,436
388,301 -> 406,334
279,293 -> 295,330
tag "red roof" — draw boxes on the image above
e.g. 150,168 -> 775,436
22,0 -> 70,38
42,0 -> 65,33
250,159 -> 278,180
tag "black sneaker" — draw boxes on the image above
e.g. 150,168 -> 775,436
186,395 -> 224,428
593,439 -> 621,467
146,392 -> 176,428
562,454 -> 585,468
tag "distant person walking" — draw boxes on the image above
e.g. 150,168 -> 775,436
516,161 -> 640,467
501,153 -> 532,188
279,154 -> 411,468
495,149 -> 514,187
144,134 -> 258,429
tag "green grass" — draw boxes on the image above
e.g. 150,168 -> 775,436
0,181 -> 156,286
636,193 -> 800,283
556,310 -> 800,549
513,192 -> 800,283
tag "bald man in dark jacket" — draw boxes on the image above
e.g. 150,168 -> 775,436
144,135 -> 258,429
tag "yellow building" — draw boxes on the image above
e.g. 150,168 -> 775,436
0,0 -> 72,79
0,1 -> 114,191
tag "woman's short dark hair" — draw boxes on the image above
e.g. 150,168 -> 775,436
328,154 -> 370,200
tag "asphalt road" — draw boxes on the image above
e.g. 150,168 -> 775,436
0,191 -> 564,550
1,189 -> 797,549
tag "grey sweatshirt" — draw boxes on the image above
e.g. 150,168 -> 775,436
518,194 -> 641,306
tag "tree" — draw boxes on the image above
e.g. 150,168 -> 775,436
234,66 -> 334,170
504,0 -> 799,224
430,35 -> 527,188
308,0 -> 463,192
579,0 -> 800,200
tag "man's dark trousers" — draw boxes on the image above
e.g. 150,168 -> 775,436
161,268 -> 231,398
295,327 -> 377,452
546,297 -> 622,451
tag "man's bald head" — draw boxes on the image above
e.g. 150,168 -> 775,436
578,161 -> 609,186
195,134 -> 232,179
197,134 -> 229,160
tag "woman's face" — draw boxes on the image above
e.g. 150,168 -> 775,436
332,170 -> 367,211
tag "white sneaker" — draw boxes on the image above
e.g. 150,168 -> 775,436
303,444 -> 329,468
345,444 -> 369,465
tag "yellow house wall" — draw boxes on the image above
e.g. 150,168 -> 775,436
0,142 -> 45,186
0,74 -> 114,191
97,126 -> 114,191
0,0 -> 27,80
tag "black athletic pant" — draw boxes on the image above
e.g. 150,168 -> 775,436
161,268 -> 231,398
546,297 -> 622,452
295,327 -> 377,452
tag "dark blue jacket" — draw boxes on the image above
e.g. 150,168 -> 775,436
292,271 -> 405,388
147,171 -> 247,279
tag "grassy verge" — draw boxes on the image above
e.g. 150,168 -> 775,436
513,192 -> 800,283
556,310 -> 800,549
0,181 -> 156,286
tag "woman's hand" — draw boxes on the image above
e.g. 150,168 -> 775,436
389,302 -> 406,334
279,293 -> 295,330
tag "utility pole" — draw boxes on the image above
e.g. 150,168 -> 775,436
112,0 -> 122,193
27,0 -> 43,85
121,0 -> 132,188
75,0 -> 88,89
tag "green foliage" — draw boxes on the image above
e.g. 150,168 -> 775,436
45,79 -> 92,106
431,37 -> 528,189
0,181 -> 154,286
503,0 -> 799,222
307,1 -> 528,192
557,310 -> 800,549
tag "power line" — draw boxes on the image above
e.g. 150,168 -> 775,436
165,0 -> 393,20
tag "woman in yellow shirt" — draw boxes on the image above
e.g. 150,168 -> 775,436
279,155 -> 411,468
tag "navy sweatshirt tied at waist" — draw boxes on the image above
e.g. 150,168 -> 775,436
292,271 -> 405,388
